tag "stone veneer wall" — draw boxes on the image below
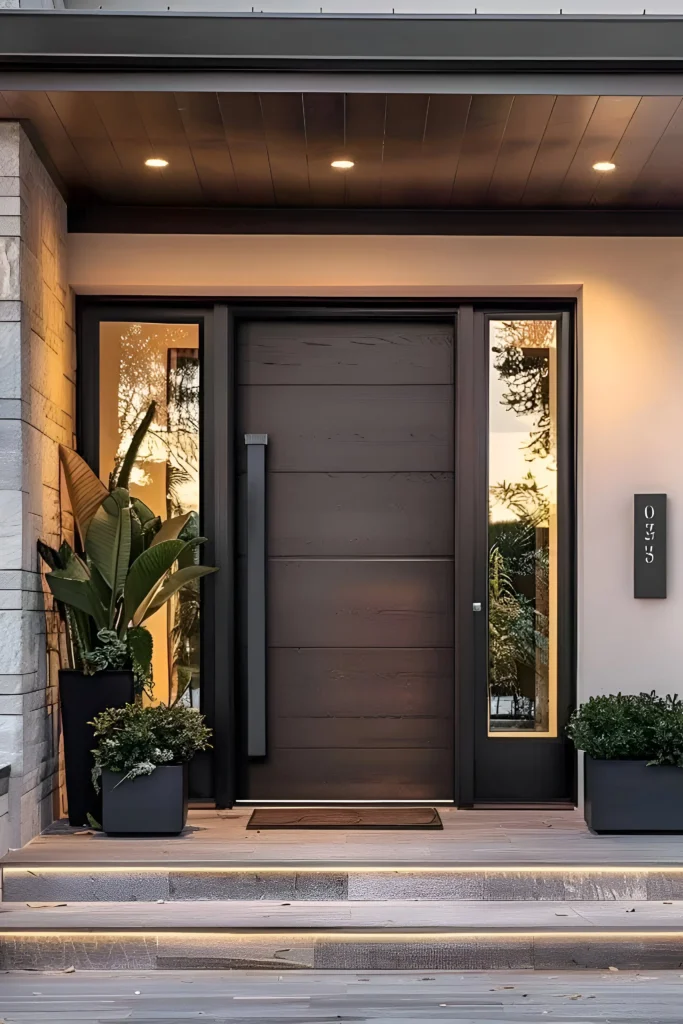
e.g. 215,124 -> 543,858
0,122 -> 74,854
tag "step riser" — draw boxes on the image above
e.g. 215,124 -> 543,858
6,869 -> 683,903
2,932 -> 683,972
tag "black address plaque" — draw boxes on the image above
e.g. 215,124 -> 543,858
634,494 -> 667,599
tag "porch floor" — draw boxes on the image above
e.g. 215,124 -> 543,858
5,807 -> 683,867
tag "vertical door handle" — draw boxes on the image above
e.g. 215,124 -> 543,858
245,433 -> 268,757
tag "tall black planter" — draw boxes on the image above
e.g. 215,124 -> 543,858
59,670 -> 134,827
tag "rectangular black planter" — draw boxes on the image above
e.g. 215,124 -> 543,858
102,764 -> 188,835
585,756 -> 683,833
59,670 -> 134,827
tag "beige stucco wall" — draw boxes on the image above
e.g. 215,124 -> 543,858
68,231 -> 683,708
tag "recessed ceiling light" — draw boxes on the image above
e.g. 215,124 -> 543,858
331,159 -> 355,169
593,161 -> 616,172
145,157 -> 169,168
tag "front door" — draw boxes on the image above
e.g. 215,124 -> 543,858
237,317 -> 456,801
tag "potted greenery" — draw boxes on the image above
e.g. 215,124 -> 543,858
568,692 -> 683,833
91,702 -> 212,835
39,404 -> 216,827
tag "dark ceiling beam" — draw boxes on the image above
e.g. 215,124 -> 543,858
6,12 -> 683,73
68,206 -> 683,237
5,71 -> 683,97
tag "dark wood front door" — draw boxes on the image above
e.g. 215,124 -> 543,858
237,318 -> 455,801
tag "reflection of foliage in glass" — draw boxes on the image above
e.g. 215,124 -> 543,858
492,320 -> 554,460
491,472 -> 550,529
113,324 -> 199,488
114,326 -> 201,707
166,352 -> 200,707
488,476 -> 550,725
489,543 -> 536,694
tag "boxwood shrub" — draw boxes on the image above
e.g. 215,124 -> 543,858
567,691 -> 683,766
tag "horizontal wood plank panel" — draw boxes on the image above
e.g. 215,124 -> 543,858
418,94 -> 472,207
238,320 -> 453,386
487,95 -> 556,206
451,95 -> 514,206
217,92 -> 275,205
559,96 -> 641,206
238,472 -> 455,557
268,558 -> 454,648
259,93 -> 310,206
239,385 -> 454,472
629,102 -> 683,206
381,94 -> 430,207
246,748 -> 454,800
5,89 -> 683,210
174,92 -> 239,203
303,93 -> 347,207
342,93 -> 387,208
267,716 -> 453,750
593,97 -> 682,207
522,95 -> 599,206
267,648 -> 454,718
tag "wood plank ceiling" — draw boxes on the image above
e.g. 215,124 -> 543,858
2,91 -> 683,208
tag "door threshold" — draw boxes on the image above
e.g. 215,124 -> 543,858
472,801 -> 576,810
236,799 -> 456,806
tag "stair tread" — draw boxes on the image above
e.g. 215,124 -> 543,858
2,899 -> 683,931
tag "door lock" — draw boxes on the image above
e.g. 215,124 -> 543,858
473,602 -> 482,612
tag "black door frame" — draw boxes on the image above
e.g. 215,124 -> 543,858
77,296 -> 576,809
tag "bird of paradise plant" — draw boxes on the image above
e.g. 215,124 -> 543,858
38,403 -> 216,693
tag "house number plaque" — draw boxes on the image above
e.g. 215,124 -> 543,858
634,494 -> 667,599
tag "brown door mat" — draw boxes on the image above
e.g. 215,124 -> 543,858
246,807 -> 443,830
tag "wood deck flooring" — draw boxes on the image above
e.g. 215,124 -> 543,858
3,969 -> 683,1023
5,807 -> 683,868
2,898 -> 683,931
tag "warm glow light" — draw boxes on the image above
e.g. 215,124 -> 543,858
331,159 -> 355,169
145,157 -> 169,168
593,160 -> 616,172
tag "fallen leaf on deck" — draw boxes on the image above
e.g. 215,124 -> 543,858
608,966 -> 619,972
26,903 -> 66,909
62,966 -> 75,974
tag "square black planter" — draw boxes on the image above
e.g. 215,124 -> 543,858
102,764 -> 188,835
585,756 -> 683,833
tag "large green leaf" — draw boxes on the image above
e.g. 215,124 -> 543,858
126,625 -> 153,681
46,574 -> 107,629
115,402 -> 156,491
142,564 -> 217,621
123,539 -> 186,628
149,511 -> 194,548
86,489 -> 132,614
59,445 -> 109,546
131,497 -> 157,526
62,549 -> 91,582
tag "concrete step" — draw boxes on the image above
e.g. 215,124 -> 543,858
4,862 -> 683,903
2,899 -> 683,971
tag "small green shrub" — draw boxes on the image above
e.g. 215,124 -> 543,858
91,702 -> 212,790
567,691 -> 683,766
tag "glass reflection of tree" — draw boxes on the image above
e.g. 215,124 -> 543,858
489,321 -> 555,731
114,325 -> 200,707
166,351 -> 201,708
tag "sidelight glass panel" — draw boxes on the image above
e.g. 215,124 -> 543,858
487,319 -> 558,736
99,322 -> 201,708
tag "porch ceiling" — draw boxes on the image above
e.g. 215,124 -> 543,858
4,90 -> 683,211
